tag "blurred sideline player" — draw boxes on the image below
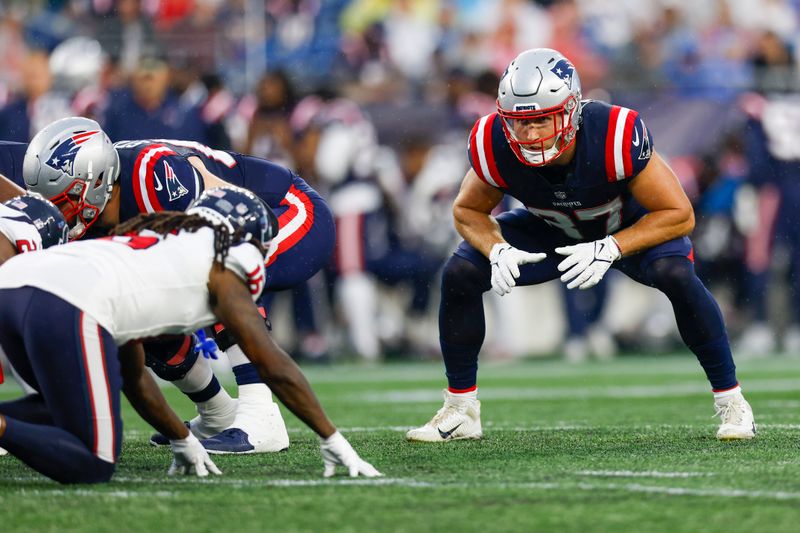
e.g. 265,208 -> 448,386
0,141 -> 28,200
0,187 -> 380,483
406,48 -> 756,443
22,117 -> 335,454
0,192 -> 69,457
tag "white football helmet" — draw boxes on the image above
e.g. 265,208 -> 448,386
23,117 -> 119,239
496,48 -> 582,166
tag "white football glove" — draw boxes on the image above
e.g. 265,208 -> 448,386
168,433 -> 222,477
489,242 -> 547,296
555,235 -> 621,290
319,431 -> 382,478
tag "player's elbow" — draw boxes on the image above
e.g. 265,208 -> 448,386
675,206 -> 695,237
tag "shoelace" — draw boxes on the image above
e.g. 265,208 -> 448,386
713,400 -> 744,425
429,402 -> 466,427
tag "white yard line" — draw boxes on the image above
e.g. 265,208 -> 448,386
87,476 -> 800,502
577,470 -> 712,478
354,378 -> 800,403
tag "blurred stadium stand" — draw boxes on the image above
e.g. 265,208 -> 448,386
2,0 -> 800,360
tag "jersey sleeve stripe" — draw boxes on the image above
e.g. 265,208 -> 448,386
132,145 -> 176,213
604,106 -> 620,181
612,107 -> 631,181
475,114 -> 506,188
621,109 -> 638,177
468,122 -> 483,181
264,184 -> 315,267
78,313 -> 116,463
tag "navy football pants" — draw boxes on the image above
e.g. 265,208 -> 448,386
440,208 -> 737,391
0,287 -> 122,484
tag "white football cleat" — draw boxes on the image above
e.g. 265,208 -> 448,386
189,398 -> 238,439
714,393 -> 756,440
202,384 -> 290,454
150,399 -> 238,446
406,389 -> 483,442
0,446 -> 8,456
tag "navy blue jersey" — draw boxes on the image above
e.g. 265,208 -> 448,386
467,100 -> 654,242
112,139 -> 295,222
110,139 -> 333,291
0,141 -> 28,187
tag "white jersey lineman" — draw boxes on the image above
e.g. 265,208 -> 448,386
0,203 -> 43,253
0,227 -> 265,344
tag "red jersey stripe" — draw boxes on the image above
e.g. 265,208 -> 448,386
605,106 -> 621,182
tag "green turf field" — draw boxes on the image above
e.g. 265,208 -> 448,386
2,354 -> 799,532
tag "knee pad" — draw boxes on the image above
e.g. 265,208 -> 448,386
441,255 -> 491,296
212,306 -> 270,351
144,335 -> 199,382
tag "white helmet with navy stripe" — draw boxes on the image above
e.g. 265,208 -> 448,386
23,116 -> 119,239
496,48 -> 582,166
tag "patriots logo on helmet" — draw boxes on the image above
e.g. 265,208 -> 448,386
161,161 -> 189,202
550,59 -> 575,90
45,130 -> 99,175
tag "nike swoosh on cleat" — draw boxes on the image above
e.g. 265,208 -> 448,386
437,423 -> 463,440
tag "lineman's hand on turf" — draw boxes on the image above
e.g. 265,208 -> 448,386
169,433 -> 222,477
489,243 -> 547,296
319,431 -> 382,478
555,235 -> 621,290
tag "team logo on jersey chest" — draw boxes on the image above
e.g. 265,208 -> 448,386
554,190 -> 568,200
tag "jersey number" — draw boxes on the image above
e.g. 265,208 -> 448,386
15,239 -> 38,253
102,235 -> 160,249
527,196 -> 623,239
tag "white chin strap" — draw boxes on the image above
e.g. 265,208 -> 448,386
521,134 -> 562,165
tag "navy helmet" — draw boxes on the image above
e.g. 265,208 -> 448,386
2,193 -> 69,249
187,186 -> 278,254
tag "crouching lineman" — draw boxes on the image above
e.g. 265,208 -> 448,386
406,48 -> 756,443
22,117 -> 336,454
0,192 -> 69,457
0,187 -> 380,483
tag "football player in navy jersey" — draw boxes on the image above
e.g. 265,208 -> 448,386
22,117 -> 335,454
406,48 -> 756,443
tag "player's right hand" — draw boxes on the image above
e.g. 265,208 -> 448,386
489,242 -> 547,296
169,433 -> 222,477
319,431 -> 382,478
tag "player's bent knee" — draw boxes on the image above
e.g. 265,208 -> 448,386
66,458 -> 116,485
441,255 -> 491,296
646,256 -> 697,294
144,335 -> 199,382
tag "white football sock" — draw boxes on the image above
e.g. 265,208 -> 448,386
713,385 -> 742,403
449,388 -> 478,400
173,354 -> 213,394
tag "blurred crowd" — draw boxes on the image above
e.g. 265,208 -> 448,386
2,0 -> 800,361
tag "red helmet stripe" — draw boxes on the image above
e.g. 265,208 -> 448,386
132,144 -> 176,213
72,130 -> 100,144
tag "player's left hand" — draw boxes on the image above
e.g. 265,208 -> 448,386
555,235 -> 621,290
319,431 -> 383,478
169,433 -> 223,477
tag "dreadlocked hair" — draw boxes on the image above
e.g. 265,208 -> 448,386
111,212 -> 234,264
